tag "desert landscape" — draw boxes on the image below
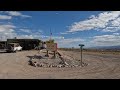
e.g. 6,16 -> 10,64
0,11 -> 120,79
0,49 -> 120,79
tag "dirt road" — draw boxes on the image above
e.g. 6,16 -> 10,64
0,50 -> 120,79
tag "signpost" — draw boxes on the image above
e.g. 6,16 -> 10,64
46,43 -> 57,51
46,43 -> 57,58
79,44 -> 85,67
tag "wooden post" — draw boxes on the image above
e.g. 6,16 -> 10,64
54,51 -> 56,58
45,50 -> 49,57
47,50 -> 49,56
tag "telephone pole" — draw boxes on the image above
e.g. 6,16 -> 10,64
50,28 -> 52,40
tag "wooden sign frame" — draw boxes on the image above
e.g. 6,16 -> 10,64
46,43 -> 57,51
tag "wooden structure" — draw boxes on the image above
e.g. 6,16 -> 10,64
46,43 -> 57,51
46,43 -> 58,58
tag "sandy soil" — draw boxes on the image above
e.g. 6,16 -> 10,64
0,50 -> 120,79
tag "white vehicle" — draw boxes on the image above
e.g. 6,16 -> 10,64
6,43 -> 22,53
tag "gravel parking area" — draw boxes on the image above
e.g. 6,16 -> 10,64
0,50 -> 120,79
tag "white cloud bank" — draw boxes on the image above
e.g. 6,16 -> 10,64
0,15 -> 12,20
4,11 -> 31,18
69,11 -> 120,32
91,34 -> 120,46
19,29 -> 31,33
0,24 -> 17,40
0,11 -> 33,41
0,24 -> 38,40
0,24 -> 64,42
56,37 -> 85,48
0,24 -> 16,33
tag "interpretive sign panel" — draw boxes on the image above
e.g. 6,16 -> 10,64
46,43 -> 57,51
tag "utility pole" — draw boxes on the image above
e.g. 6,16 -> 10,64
50,28 -> 52,40
79,44 -> 85,67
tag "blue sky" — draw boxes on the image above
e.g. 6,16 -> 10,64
0,11 -> 120,48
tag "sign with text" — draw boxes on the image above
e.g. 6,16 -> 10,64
46,43 -> 57,51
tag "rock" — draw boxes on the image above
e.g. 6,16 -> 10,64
52,65 -> 56,67
85,63 -> 88,66
65,65 -> 68,67
64,62 -> 69,65
51,64 -> 53,67
37,63 -> 40,67
45,64 -> 49,68
28,51 -> 88,68
33,61 -> 37,67
39,64 -> 43,67
59,61 -> 64,65
72,65 -> 75,67
54,65 -> 57,67
41,63 -> 44,67
43,64 -> 47,68
45,54 -> 49,57
74,65 -> 78,67
48,65 -> 51,67
57,64 -> 63,68
28,60 -> 34,66
49,64 -> 52,68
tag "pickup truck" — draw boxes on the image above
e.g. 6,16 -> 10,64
6,43 -> 22,53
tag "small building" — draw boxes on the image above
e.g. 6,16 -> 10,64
7,39 -> 41,50
0,41 -> 7,49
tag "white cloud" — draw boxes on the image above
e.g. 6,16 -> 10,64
52,36 -> 64,39
56,37 -> 84,48
102,26 -> 120,32
0,12 -> 32,41
60,32 -> 69,35
0,25 -> 34,40
5,11 -> 31,18
0,24 -> 85,48
19,29 -> 31,33
0,15 -> 12,20
91,34 -> 120,46
37,29 -> 43,33
55,13 -> 59,15
0,24 -> 17,41
111,17 -> 120,26
60,31 -> 77,35
6,11 -> 21,16
69,11 -> 120,32
113,33 -> 120,35
0,24 -> 16,32
17,35 -> 34,39
41,35 -> 49,38
0,33 -> 17,41
37,35 -> 63,39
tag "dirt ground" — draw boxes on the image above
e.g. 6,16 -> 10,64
0,50 -> 120,79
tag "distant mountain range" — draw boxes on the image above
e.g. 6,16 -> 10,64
89,45 -> 120,50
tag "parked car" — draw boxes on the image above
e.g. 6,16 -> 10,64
6,43 -> 22,53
